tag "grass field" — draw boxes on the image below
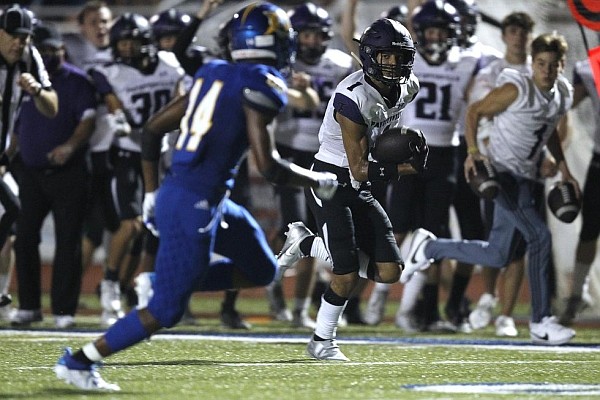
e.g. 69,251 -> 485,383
2,295 -> 600,399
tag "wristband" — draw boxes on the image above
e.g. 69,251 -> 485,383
367,162 -> 399,182
467,146 -> 479,155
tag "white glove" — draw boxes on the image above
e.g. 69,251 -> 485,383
314,172 -> 338,200
143,190 -> 159,237
107,109 -> 132,137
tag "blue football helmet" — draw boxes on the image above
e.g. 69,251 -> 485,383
358,18 -> 415,85
229,2 -> 296,71
380,5 -> 409,26
411,0 -> 461,65
110,13 -> 157,71
446,0 -> 479,48
149,8 -> 191,40
288,2 -> 332,63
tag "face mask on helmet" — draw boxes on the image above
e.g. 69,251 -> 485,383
358,18 -> 415,85
149,9 -> 191,41
110,13 -> 158,72
229,2 -> 296,72
411,0 -> 461,65
289,3 -> 332,64
446,0 -> 479,48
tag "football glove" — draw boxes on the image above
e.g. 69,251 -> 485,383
142,190 -> 159,237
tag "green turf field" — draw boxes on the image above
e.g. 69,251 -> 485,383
2,295 -> 600,399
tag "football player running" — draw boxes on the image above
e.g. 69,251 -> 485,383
54,2 -> 337,390
267,2 -> 354,329
401,33 -> 579,346
365,1 -> 480,333
277,18 -> 427,361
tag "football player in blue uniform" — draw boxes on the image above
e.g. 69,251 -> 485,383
54,2 -> 337,391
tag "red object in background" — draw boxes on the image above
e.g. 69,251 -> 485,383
568,0 -> 600,30
589,46 -> 600,98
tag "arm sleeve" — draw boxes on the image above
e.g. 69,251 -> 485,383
172,16 -> 204,76
333,93 -> 365,125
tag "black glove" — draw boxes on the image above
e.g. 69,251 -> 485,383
409,135 -> 429,173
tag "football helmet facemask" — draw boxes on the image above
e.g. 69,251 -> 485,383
288,2 -> 332,64
110,13 -> 157,72
446,0 -> 479,49
358,18 -> 415,85
411,0 -> 461,65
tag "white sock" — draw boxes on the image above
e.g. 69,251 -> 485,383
398,271 -> 427,314
314,297 -> 347,340
571,261 -> 593,297
309,237 -> 331,263
294,297 -> 311,314
372,281 -> 391,293
0,274 -> 9,294
82,343 -> 103,362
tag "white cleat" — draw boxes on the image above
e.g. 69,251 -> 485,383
495,315 -> 518,337
306,338 -> 349,361
529,316 -> 575,345
275,222 -> 313,282
55,348 -> 120,391
469,293 -> 497,330
100,280 -> 124,327
400,229 -> 436,284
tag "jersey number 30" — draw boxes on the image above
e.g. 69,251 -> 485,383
176,78 -> 224,152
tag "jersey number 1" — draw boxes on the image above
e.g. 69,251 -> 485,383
176,78 -> 224,152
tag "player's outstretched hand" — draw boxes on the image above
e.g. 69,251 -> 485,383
314,172 -> 338,200
143,191 -> 159,237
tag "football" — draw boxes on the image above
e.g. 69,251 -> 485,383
371,126 -> 424,164
468,159 -> 500,200
547,181 -> 580,223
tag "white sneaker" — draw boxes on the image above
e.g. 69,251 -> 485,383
54,315 -> 75,329
100,280 -> 123,314
495,315 -> 518,337
306,338 -> 349,361
266,282 -> 292,321
134,272 -> 155,309
10,309 -> 43,327
400,229 -> 436,284
291,310 -> 316,329
395,311 -> 421,333
55,347 -> 120,391
468,293 -> 497,330
363,287 -> 389,326
529,316 -> 575,345
0,305 -> 14,322
275,222 -> 313,282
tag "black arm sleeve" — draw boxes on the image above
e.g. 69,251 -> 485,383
172,16 -> 205,76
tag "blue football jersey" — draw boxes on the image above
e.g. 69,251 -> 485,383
169,60 -> 288,197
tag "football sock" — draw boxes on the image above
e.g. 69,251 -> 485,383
398,271 -> 426,314
314,287 -> 347,340
222,290 -> 239,311
446,274 -> 470,314
422,283 -> 440,324
104,268 -> 119,282
571,261 -> 592,297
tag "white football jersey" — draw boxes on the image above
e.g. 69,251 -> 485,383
94,51 -> 184,152
489,69 -> 573,179
315,70 -> 420,167
573,59 -> 600,153
471,58 -> 532,153
399,50 -> 479,147
276,48 -> 354,152
63,33 -> 115,152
